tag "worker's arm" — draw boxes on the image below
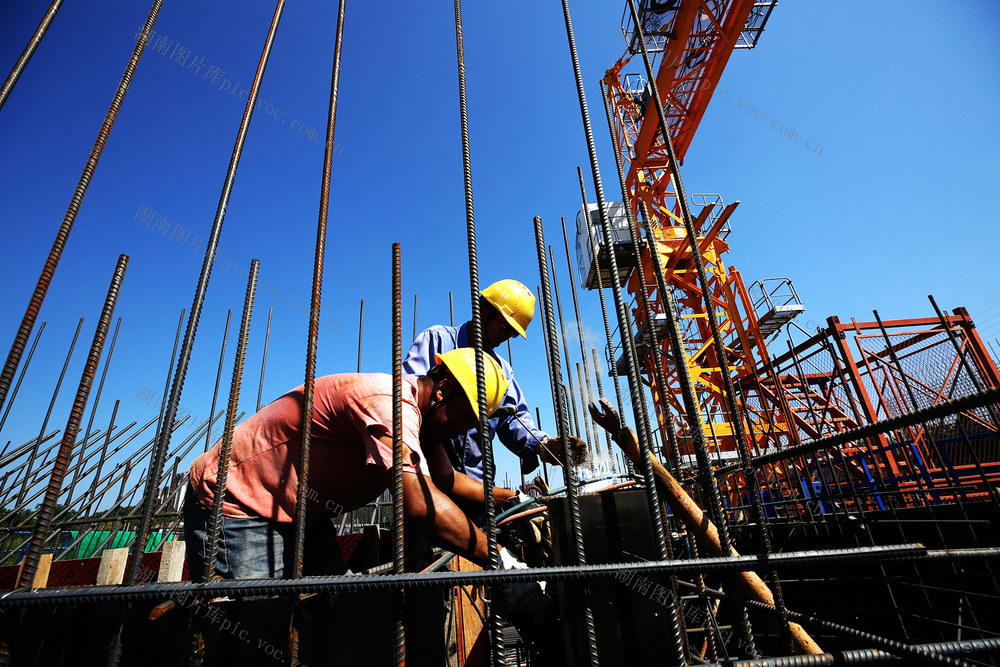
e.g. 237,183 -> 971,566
401,469 -> 489,566
387,437 -> 491,565
401,326 -> 449,376
490,359 -> 545,474
432,468 -> 516,508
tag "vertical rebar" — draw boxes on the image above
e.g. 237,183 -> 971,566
16,254 -> 127,588
0,0 -> 63,110
392,243 -> 406,666
205,311 -> 232,453
576,167 -> 630,473
506,338 -> 513,368
561,216 -> 600,463
412,293 -> 418,342
534,216 -> 599,666
257,307 -> 273,413
66,317 -> 122,507
449,291 -> 454,327
127,0 -> 286,588
0,321 -> 45,433
591,348 -> 616,468
290,6 -> 344,662
84,400 -> 118,516
548,244 -> 592,460
453,0 -> 501,661
357,299 -> 364,373
559,0 -> 684,658
0,0 -> 161,418
205,260 -> 259,582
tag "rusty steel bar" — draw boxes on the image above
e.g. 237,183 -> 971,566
449,291 -> 454,327
257,307 -> 273,413
534,216 -> 600,666
591,347 -> 616,469
0,1 -> 161,418
15,318 -> 83,509
66,317 -> 121,507
127,0 -> 286,589
292,0 -> 345,578
290,5 -> 344,661
205,260 -> 259,582
0,0 -> 64,111
357,299 -> 364,372
16,254 -> 127,589
412,292 -> 418,342
453,0 -> 503,660
205,310 -> 232,453
0,321 -> 45,433
392,243 -> 405,666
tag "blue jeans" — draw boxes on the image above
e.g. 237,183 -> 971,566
184,484 -> 348,581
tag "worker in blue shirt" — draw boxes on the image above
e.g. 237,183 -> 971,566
403,279 -> 583,480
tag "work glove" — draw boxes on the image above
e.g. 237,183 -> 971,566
588,398 -> 622,435
496,548 -> 550,620
500,490 -> 532,514
539,435 -> 587,466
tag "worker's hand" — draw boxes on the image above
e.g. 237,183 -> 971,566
500,490 -> 532,514
539,435 -> 587,466
588,398 -> 621,435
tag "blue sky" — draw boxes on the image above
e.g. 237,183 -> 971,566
1,1 -> 998,502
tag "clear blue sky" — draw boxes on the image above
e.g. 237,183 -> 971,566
1,1 -> 998,502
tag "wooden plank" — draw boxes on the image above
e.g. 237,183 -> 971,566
157,541 -> 185,582
16,553 -> 52,589
95,547 -> 129,585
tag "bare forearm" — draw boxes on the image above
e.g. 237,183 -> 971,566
449,471 -> 515,507
402,472 -> 489,565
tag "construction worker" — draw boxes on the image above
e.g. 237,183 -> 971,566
403,279 -> 585,481
184,348 -> 521,580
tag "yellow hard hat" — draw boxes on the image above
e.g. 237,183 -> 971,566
481,279 -> 535,338
434,348 -> 509,419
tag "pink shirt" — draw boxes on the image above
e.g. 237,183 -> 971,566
189,373 -> 453,522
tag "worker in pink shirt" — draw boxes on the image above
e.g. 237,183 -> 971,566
185,348 -> 518,580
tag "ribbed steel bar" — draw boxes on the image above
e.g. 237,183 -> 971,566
590,348 -> 616,469
127,0 -> 286,589
204,311 -> 231,453
66,317 -> 121,507
558,0 -> 672,582
449,292 -> 454,327
746,601 -> 971,667
256,307 -> 272,413
703,639 -> 1000,666
357,299 -> 364,372
0,0 -> 63,110
205,260 -> 258,582
0,322 -> 45,433
2,544 -> 965,608
391,243 -> 405,667
612,23 -> 760,659
548,245 -> 586,451
15,254 -> 127,588
560,216 -> 601,464
412,293 -> 418,342
292,0 -> 344,580
15,318 -> 83,509
0,1 -> 160,418
619,8 -> 761,653
452,0 -> 502,662
533,216 -> 600,666
577,168 -> 627,471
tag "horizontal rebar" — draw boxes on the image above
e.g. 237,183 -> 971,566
8,544 -> 997,608
703,638 -> 1000,666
